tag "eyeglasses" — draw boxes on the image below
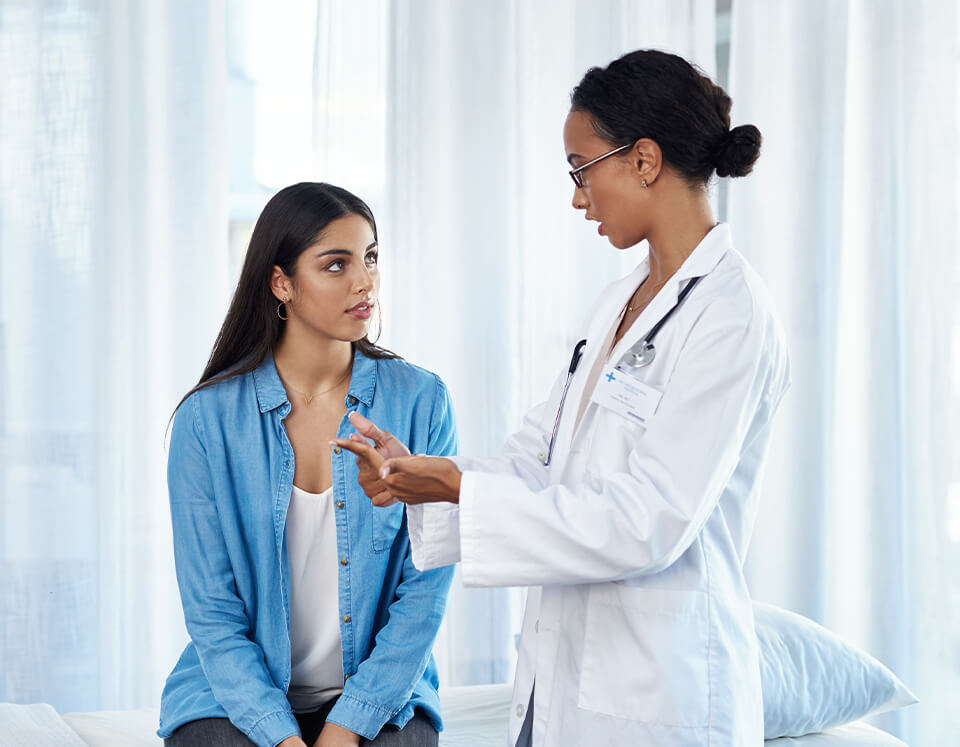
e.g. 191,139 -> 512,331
568,143 -> 633,188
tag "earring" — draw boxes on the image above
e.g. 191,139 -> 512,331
370,303 -> 383,344
641,179 -> 648,188
277,299 -> 288,321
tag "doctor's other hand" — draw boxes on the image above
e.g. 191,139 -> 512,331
379,455 -> 462,505
331,412 -> 411,507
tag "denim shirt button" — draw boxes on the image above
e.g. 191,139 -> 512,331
343,615 -> 351,623
340,557 -> 349,566
348,396 -> 358,405
333,446 -> 342,455
336,501 -> 345,509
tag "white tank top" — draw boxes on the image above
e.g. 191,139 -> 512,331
286,484 -> 344,712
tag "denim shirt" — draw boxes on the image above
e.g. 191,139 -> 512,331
158,350 -> 457,747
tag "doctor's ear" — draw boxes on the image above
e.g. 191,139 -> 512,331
632,138 -> 662,188
270,265 -> 294,302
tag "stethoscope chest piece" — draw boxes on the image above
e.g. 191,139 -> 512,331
624,341 -> 656,369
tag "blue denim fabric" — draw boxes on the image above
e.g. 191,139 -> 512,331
157,350 -> 457,747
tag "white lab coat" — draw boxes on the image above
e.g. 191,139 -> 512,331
408,224 -> 790,746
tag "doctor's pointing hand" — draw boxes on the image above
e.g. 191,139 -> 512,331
337,48 -> 790,747
336,412 -> 463,506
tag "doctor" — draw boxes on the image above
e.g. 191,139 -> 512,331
335,49 -> 790,746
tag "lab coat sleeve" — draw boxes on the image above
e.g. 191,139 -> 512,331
457,297 -> 783,587
167,397 -> 299,747
408,370 -> 567,571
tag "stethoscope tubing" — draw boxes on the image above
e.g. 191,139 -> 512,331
542,339 -> 586,466
540,276 -> 703,468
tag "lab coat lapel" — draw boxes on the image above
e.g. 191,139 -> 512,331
546,225 -> 734,478
546,264 -> 647,478
608,224 -> 733,366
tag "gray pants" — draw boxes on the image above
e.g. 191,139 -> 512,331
514,689 -> 534,747
165,702 -> 438,747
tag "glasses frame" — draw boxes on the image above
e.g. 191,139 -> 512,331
568,142 -> 634,188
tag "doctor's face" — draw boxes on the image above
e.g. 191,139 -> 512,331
563,109 -> 647,250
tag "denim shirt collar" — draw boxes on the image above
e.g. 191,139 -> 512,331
252,346 -> 378,413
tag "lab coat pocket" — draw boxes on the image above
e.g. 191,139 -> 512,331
577,586 -> 710,727
371,502 -> 404,552
586,408 -> 647,478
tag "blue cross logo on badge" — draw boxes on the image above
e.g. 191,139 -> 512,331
605,371 -> 616,383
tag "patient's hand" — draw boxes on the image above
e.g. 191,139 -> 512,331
313,721 -> 361,747
332,412 -> 410,506
278,736 -> 308,747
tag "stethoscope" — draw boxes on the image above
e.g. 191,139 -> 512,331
540,275 -> 704,467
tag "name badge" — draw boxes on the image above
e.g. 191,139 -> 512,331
590,364 -> 663,425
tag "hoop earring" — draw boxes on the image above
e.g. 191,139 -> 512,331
277,300 -> 288,321
371,303 -> 383,344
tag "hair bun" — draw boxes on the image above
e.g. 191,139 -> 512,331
714,124 -> 762,178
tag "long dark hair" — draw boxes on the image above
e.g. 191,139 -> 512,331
176,182 -> 397,412
571,49 -> 761,183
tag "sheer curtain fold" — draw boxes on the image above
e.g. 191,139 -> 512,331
730,0 -> 959,742
373,0 -> 717,685
1,0 -> 228,711
97,0 -> 230,709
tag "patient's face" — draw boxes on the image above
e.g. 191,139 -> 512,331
287,213 -> 380,343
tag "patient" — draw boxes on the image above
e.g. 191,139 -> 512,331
158,183 -> 457,747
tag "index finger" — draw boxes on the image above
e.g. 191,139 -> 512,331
331,438 -> 385,470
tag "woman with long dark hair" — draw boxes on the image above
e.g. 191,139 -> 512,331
337,50 -> 791,746
158,183 -> 456,747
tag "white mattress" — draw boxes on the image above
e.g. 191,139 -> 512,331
764,720 -> 906,746
0,686 -> 906,746
425,685 -> 907,747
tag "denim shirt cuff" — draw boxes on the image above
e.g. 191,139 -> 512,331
325,693 -> 395,740
246,709 -> 300,747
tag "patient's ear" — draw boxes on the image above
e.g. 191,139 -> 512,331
270,266 -> 293,301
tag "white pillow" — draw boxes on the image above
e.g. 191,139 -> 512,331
0,702 -> 87,746
754,601 -> 918,739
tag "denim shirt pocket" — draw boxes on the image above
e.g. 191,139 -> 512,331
371,503 -> 404,552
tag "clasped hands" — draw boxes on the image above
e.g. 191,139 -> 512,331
331,412 -> 461,505
278,720 -> 360,747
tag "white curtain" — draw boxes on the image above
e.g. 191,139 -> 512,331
308,0 -> 717,686
375,0 -> 717,684
0,0 -> 719,710
0,0 -> 227,711
11,4 -> 953,739
728,0 -> 959,743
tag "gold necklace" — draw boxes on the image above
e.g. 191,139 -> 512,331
286,369 -> 351,405
627,277 -> 669,312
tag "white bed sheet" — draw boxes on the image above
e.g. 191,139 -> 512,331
765,720 -> 907,746
432,685 -> 907,746
50,684 -> 908,747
